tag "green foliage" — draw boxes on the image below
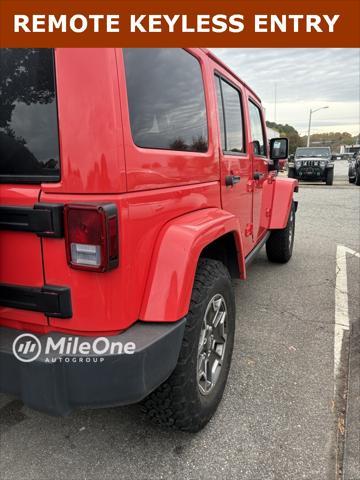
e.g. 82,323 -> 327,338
306,132 -> 359,152
0,48 -> 55,133
266,121 -> 304,155
266,121 -> 360,154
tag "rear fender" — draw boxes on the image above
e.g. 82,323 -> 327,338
140,208 -> 244,322
269,177 -> 298,230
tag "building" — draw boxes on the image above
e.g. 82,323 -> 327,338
340,144 -> 360,154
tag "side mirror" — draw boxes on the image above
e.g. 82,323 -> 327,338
270,138 -> 289,160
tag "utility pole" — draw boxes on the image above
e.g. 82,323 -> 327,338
307,106 -> 329,147
274,83 -> 277,123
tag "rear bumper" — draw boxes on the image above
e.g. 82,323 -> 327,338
0,320 -> 185,415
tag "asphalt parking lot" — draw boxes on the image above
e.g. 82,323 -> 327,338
0,161 -> 359,480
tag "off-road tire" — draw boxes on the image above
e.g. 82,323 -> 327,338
326,168 -> 334,185
266,201 -> 295,263
355,169 -> 360,186
288,167 -> 295,179
141,258 -> 235,432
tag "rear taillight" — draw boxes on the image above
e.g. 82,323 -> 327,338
64,204 -> 119,272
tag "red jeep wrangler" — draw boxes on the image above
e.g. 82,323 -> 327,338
0,48 -> 298,431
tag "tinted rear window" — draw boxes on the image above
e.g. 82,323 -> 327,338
123,48 -> 208,153
0,48 -> 60,183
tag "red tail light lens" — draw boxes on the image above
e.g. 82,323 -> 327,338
64,204 -> 119,272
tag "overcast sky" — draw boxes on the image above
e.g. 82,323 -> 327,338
212,48 -> 360,136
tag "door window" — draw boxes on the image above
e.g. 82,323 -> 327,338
215,75 -> 245,154
248,101 -> 266,156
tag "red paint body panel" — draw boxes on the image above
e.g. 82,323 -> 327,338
40,183 -> 220,333
42,49 -> 126,195
269,178 -> 298,229
0,48 -> 297,336
140,208 -> 244,321
248,95 -> 272,242
0,185 -> 47,326
208,58 -> 254,257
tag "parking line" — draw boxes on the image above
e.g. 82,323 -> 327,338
334,245 -> 360,385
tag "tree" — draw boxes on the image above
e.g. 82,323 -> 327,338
266,121 -> 304,155
303,132 -> 359,152
0,48 -> 55,133
266,121 -> 359,154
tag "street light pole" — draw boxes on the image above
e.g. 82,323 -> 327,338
307,106 -> 329,147
307,109 -> 312,147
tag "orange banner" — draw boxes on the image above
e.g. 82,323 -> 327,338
0,0 -> 359,47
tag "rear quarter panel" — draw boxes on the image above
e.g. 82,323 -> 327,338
40,183 -> 220,333
42,48 -> 126,195
0,186 -> 48,326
